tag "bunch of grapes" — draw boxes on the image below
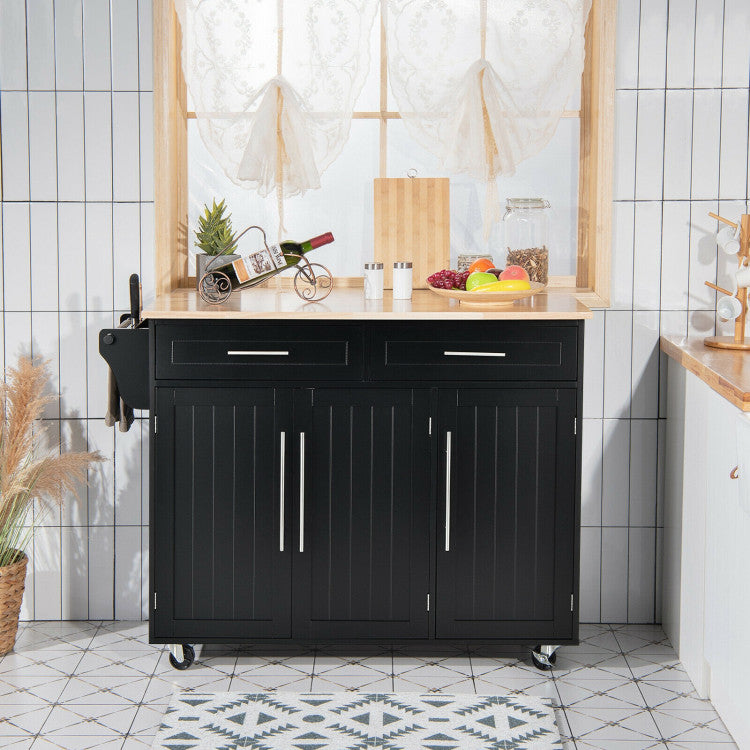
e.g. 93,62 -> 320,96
427,269 -> 471,291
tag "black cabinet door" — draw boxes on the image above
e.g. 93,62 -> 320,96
153,388 -> 293,640
292,389 -> 431,639
435,388 -> 577,640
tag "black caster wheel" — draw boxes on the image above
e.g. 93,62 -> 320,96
169,644 -> 195,670
531,645 -> 556,671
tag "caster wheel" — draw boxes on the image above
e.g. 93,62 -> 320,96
531,645 -> 556,671
169,644 -> 195,670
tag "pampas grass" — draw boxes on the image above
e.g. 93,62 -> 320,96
0,357 -> 103,568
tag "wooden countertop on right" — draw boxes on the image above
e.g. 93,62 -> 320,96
660,335 -> 750,411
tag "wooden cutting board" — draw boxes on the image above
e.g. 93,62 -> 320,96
374,177 -> 450,289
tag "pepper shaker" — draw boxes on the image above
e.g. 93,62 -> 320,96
392,262 -> 413,300
364,262 -> 384,299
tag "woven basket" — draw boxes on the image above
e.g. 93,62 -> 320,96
0,552 -> 27,656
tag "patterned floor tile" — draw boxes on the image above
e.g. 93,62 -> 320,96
121,735 -> 155,748
142,675 -> 233,702
636,680 -> 715,712
30,736 -> 125,749
564,706 -> 662,742
552,653 -> 633,680
625,655 -> 690,681
575,740 -> 669,749
393,675 -> 477,693
310,674 -> 394,692
228,675 -> 313,693
474,677 -> 560,703
651,708 -> 736,744
0,705 -> 52,735
562,627 -> 622,654
312,653 -> 393,676
470,655 -> 541,679
233,653 -> 315,677
128,703 -> 169,735
153,651 -> 237,677
0,738 -> 34,749
86,622 -> 158,652
0,676 -> 69,705
667,741 -> 739,749
556,677 -> 647,709
16,622 -> 99,652
0,652 -> 84,679
57,676 -> 149,705
40,704 -> 138,735
73,651 -> 160,679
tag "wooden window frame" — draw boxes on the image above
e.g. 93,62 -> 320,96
154,0 -> 615,306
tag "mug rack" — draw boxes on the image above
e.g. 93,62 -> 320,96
704,213 -> 750,351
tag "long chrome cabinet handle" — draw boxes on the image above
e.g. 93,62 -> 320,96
279,432 -> 286,552
227,350 -> 290,356
445,431 -> 452,552
299,432 -> 305,553
443,350 -> 506,358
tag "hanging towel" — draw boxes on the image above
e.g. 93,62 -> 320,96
735,412 -> 750,515
104,321 -> 135,433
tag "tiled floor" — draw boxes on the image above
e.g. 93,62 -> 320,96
0,621 -> 738,749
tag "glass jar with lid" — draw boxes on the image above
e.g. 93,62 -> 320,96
502,198 -> 551,285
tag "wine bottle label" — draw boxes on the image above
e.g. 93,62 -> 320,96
232,243 -> 287,285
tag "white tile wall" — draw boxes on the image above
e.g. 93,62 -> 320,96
0,0 -> 747,625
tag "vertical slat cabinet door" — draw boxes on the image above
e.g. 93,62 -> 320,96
292,389 -> 431,639
153,388 -> 293,641
436,388 -> 577,640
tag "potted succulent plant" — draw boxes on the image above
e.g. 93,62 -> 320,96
194,198 -> 239,289
0,357 -> 103,656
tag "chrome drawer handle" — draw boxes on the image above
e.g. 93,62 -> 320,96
279,432 -> 286,552
445,431 -> 452,552
227,350 -> 290,356
299,432 -> 305,552
443,350 -> 506,358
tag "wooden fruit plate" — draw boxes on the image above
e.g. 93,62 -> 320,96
425,280 -> 546,307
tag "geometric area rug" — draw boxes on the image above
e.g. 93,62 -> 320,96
152,692 -> 563,749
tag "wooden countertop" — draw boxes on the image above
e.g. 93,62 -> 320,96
141,288 -> 592,321
661,335 -> 750,411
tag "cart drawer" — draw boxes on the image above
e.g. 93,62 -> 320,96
156,322 -> 364,381
369,323 -> 578,381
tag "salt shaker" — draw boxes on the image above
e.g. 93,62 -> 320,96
364,262 -> 384,299
392,262 -> 413,300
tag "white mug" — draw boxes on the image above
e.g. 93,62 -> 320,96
717,225 -> 741,255
717,294 -> 743,321
736,265 -> 750,289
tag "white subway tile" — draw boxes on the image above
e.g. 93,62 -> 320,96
141,420 -> 149,523
28,93 -> 58,201
140,202 -> 156,304
113,204 -> 142,310
88,526 -> 114,619
3,202 -> 32,311
61,526 -> 88,620
141,526 -> 149,619
637,0 -> 668,89
111,0 -> 139,90
57,203 -> 87,311
629,419 -> 658,526
660,201 -> 692,310
26,0 -> 55,90
657,419 -> 666,521
85,203 -> 113,311
87,418 -> 115,525
31,311 -> 60,418
20,534 -> 35,620
33,526 -> 62,620
687,309 -> 717,338
659,310 -> 688,339
4,312 -> 32,364
84,91 -> 113,201
138,0 -> 154,90
87,310 -> 114,421
0,92 -> 30,201
635,92 -> 666,201
0,0 -> 28,90
615,0 -> 641,89
115,428 -> 143,526
722,0 -> 750,87
719,89 -> 749,201
632,202 -> 662,310
691,90 -> 722,200
581,419 -> 603,526
655,527 -> 664,619
693,0 -> 726,89
55,0 -> 84,90
30,202 -> 59,311
59,312 -> 88,420
60,419 -> 89,525
112,92 -> 141,201
663,90 -> 693,200
614,91 -> 638,201
579,527 -> 601,623
666,0 -> 696,88
114,526 -> 144,620
631,311 -> 660,419
602,418 -> 631,526
628,527 -> 656,622
140,93 -> 154,201
601,527 -> 629,623
604,310 -> 633,419
83,0 -> 111,90
583,311 -> 605,418
687,200 -> 719,310
56,93 -> 86,201
610,201 -> 635,310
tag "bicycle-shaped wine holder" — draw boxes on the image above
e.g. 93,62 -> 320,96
198,225 -> 334,305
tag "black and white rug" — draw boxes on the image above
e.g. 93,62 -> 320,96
152,691 -> 563,749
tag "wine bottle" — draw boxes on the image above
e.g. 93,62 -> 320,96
211,232 -> 334,288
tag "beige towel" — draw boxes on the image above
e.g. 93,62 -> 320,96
104,321 -> 135,432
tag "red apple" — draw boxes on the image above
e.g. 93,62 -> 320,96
499,265 -> 530,282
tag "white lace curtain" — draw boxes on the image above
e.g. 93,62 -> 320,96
177,0 -> 591,232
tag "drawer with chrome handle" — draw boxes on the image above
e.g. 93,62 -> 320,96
155,322 -> 364,381
369,323 -> 578,381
